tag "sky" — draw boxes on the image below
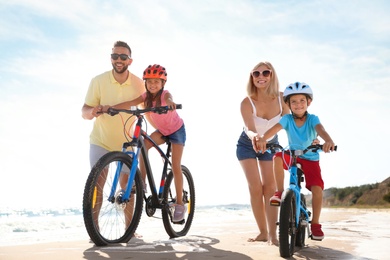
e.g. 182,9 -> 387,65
0,0 -> 390,210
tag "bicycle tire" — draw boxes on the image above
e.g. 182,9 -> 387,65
279,189 -> 297,257
162,165 -> 195,238
295,194 -> 306,247
83,151 -> 144,246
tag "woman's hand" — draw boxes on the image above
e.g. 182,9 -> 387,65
311,137 -> 321,145
252,135 -> 267,153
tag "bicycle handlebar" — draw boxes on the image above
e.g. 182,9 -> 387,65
106,104 -> 182,116
266,143 -> 337,155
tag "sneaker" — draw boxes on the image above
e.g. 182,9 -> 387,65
270,191 -> 282,206
311,223 -> 324,240
172,204 -> 186,223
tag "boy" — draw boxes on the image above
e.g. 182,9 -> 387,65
255,82 -> 335,240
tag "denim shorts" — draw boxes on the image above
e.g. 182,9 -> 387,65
236,131 -> 279,161
159,124 -> 186,145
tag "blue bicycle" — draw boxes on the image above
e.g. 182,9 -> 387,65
82,105 -> 195,246
266,143 -> 337,258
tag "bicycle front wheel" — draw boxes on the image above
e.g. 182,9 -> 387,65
279,189 -> 297,258
162,165 -> 195,238
295,194 -> 307,247
83,152 -> 144,246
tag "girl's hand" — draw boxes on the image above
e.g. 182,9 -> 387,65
166,100 -> 176,110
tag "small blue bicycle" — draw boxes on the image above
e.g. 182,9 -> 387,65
266,143 -> 337,258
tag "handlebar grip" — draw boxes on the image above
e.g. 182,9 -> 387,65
107,107 -> 119,116
176,104 -> 182,109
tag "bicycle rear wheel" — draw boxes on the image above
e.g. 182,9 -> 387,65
83,152 -> 144,246
279,189 -> 297,258
162,165 -> 195,238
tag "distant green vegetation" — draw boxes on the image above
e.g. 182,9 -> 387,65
384,192 -> 390,203
385,182 -> 390,202
328,183 -> 379,204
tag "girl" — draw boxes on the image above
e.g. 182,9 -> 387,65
104,64 -> 187,223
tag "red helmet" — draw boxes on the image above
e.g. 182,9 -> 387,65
143,64 -> 167,81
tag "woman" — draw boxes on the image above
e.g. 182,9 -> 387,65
236,61 -> 289,245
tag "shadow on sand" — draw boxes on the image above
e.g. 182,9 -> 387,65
289,244 -> 374,260
83,235 -> 252,260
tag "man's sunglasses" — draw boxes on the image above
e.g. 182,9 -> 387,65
111,53 -> 131,61
251,70 -> 272,78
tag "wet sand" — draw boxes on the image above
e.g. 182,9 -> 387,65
1,208 -> 389,260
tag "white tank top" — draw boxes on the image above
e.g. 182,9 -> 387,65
245,95 -> 283,141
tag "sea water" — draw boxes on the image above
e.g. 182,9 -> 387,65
0,204 -> 252,246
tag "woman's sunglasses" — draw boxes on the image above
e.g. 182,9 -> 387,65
111,53 -> 131,61
251,70 -> 272,78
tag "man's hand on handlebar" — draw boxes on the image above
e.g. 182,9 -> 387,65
92,105 -> 103,117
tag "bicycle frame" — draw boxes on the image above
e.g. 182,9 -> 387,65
107,114 -> 172,206
140,131 -> 172,206
286,151 -> 310,230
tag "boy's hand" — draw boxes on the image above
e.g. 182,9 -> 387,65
322,141 -> 335,153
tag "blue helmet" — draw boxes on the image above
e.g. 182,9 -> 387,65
283,82 -> 313,102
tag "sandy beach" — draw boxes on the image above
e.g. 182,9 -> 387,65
1,207 -> 389,260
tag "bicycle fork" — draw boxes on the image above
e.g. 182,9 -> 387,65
108,144 -> 141,204
289,166 -> 309,229
291,165 -> 311,237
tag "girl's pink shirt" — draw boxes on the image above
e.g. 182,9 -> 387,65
141,90 -> 184,136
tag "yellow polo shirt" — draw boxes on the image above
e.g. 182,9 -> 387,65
85,70 -> 144,151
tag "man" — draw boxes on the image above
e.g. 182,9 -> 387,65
82,40 -> 144,229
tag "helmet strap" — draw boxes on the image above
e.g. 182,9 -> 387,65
292,111 -> 308,120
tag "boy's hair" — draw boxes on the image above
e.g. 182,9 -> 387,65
112,41 -> 132,57
246,61 -> 280,98
285,94 -> 312,105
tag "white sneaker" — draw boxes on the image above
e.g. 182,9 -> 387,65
172,204 -> 186,222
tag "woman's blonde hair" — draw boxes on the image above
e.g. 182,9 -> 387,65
246,61 -> 280,98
